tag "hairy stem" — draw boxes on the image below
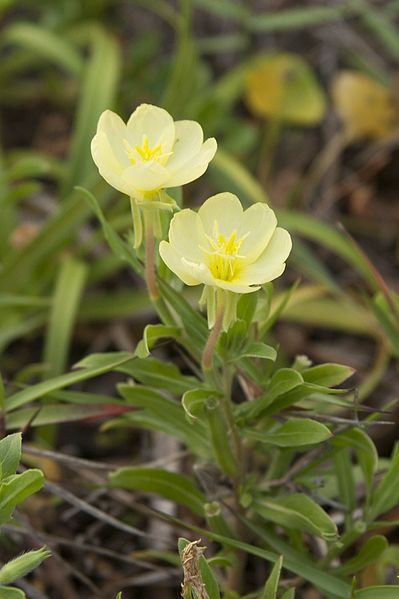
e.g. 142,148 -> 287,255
201,303 -> 224,371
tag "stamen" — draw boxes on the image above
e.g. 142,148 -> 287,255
205,221 -> 249,281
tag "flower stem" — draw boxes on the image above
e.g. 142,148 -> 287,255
143,208 -> 159,301
201,299 -> 224,371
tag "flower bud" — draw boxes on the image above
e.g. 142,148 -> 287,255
0,547 -> 51,584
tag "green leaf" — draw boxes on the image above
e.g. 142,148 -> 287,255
43,256 -> 88,378
302,363 -> 355,388
118,357 -> 198,395
0,469 -> 44,523
369,443 -> 399,520
243,418 -> 331,448
260,280 -> 300,336
248,6 -> 346,32
3,22 -> 82,75
109,468 -> 205,516
135,324 -> 180,358
268,368 -> 304,399
118,384 -> 209,456
206,398 -> 238,477
6,352 -> 134,411
333,428 -> 378,490
277,210 -> 377,288
239,368 -> 303,421
359,2 -> 399,61
353,587 -> 399,598
234,341 -> 277,362
254,494 -> 338,541
77,186 -> 141,272
6,403 -> 124,429
261,555 -> 283,599
281,590 -> 295,599
0,434 -> 21,479
333,448 -> 356,516
370,293 -> 399,357
334,535 -> 388,576
182,388 -> 220,423
236,293 -> 258,327
159,280 -> 208,354
115,593 -> 122,599
0,587 -> 25,598
0,184 -> 113,293
62,26 -> 120,195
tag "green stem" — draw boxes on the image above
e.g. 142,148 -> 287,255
143,208 -> 159,301
130,196 -> 143,249
202,298 -> 224,371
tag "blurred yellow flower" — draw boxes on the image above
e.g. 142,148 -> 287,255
159,193 -> 291,328
91,104 -> 217,198
332,71 -> 397,141
245,53 -> 326,126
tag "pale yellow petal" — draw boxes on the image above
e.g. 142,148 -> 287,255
126,104 -> 175,153
238,203 -> 277,263
165,138 -> 217,187
166,120 -> 204,171
122,161 -> 170,192
198,191 -> 243,238
168,209 -> 207,262
237,228 -> 292,285
91,130 -> 132,196
159,241 -> 200,286
180,259 -> 259,294
96,110 -> 130,166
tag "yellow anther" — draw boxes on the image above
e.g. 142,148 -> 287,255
205,223 -> 248,281
135,135 -> 162,161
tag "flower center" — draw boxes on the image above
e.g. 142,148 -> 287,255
124,135 -> 171,166
205,225 -> 248,281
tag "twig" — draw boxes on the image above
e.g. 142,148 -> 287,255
43,479 -> 148,539
2,524 -> 165,571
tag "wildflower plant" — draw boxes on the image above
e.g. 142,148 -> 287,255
4,102 -> 399,599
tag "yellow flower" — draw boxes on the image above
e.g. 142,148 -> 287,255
91,104 -> 217,198
159,193 -> 292,328
332,72 -> 397,141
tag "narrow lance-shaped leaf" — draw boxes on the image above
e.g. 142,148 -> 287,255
0,434 -> 21,479
243,418 -> 331,448
109,468 -> 205,516
261,555 -> 283,599
43,256 -> 88,378
302,363 -> 355,387
334,535 -> 388,576
369,443 -> 399,520
0,469 -> 44,524
6,352 -> 135,411
134,324 -> 181,359
254,494 -> 337,541
333,428 -> 378,490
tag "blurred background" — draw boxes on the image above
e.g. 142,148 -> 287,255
1,0 -> 399,597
